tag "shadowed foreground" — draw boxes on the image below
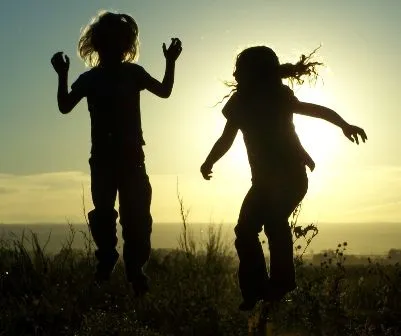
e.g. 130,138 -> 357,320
0,225 -> 401,336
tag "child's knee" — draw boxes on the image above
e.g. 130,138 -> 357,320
121,216 -> 152,241
264,219 -> 292,242
87,209 -> 118,248
119,208 -> 152,227
234,218 -> 263,237
234,224 -> 261,252
88,208 -> 118,225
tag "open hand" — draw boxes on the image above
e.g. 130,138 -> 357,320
51,52 -> 70,76
200,162 -> 213,180
342,124 -> 368,145
163,38 -> 182,62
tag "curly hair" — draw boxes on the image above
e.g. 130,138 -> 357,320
78,10 -> 139,67
279,46 -> 323,86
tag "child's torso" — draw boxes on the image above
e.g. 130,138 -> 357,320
224,90 -> 308,179
79,63 -> 148,155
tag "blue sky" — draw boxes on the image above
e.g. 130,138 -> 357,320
0,1 -> 401,224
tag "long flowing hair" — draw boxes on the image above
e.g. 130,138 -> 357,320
78,10 -> 139,67
221,45 -> 323,102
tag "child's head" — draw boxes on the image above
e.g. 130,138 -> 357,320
78,10 -> 139,67
234,46 -> 280,88
233,46 -> 322,92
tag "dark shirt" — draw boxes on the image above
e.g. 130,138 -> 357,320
222,85 -> 309,181
71,63 -> 151,157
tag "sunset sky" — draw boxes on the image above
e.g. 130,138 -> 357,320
0,0 -> 400,225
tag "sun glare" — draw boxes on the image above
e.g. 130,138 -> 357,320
225,136 -> 249,175
293,86 -> 340,166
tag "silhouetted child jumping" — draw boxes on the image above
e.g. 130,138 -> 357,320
51,11 -> 182,295
200,46 -> 367,311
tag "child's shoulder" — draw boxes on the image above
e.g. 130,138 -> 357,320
71,68 -> 97,91
280,84 -> 294,96
225,92 -> 240,106
222,92 -> 241,120
76,67 -> 100,81
123,62 -> 147,72
278,84 -> 299,105
121,62 -> 152,82
76,68 -> 94,77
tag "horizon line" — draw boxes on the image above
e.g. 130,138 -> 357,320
1,221 -> 401,226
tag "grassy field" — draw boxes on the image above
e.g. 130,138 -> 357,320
1,207 -> 401,335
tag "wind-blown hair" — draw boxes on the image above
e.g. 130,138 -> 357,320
78,10 -> 139,67
226,45 -> 323,97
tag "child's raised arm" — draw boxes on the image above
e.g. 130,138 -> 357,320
200,120 -> 239,180
51,52 -> 84,114
143,38 -> 182,98
295,101 -> 368,144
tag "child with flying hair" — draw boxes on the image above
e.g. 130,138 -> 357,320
200,46 -> 367,311
51,10 -> 182,295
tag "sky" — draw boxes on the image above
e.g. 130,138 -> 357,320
0,0 -> 400,225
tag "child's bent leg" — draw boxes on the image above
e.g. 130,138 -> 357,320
118,161 -> 152,288
235,186 -> 269,310
88,157 -> 119,281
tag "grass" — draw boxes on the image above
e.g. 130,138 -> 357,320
1,203 -> 401,335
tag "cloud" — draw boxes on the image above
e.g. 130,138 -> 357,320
0,172 -> 91,223
0,187 -> 17,194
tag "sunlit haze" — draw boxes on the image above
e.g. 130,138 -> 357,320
0,1 -> 400,227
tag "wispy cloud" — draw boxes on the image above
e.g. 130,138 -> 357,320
0,165 -> 400,224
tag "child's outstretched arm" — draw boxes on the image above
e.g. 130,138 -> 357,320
295,102 -> 368,144
51,52 -> 84,114
144,38 -> 182,98
200,120 -> 239,180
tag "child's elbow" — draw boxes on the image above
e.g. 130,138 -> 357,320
147,84 -> 172,98
58,104 -> 72,114
159,89 -> 172,98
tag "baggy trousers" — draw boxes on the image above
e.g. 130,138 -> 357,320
87,151 -> 152,281
234,167 -> 308,302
